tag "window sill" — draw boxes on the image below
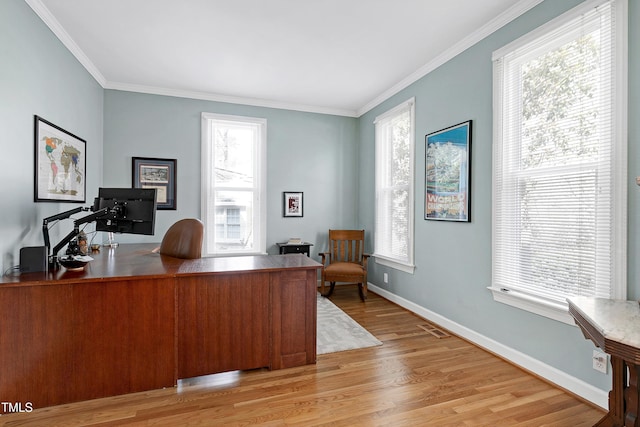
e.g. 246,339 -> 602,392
374,255 -> 415,274
487,286 -> 575,325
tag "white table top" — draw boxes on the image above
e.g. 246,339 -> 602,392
568,296 -> 640,350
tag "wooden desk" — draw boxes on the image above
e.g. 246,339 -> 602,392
568,297 -> 640,427
0,244 -> 321,412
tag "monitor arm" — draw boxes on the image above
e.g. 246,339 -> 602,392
43,206 -> 111,268
42,207 -> 88,257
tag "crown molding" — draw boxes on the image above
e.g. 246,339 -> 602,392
356,0 -> 544,117
104,81 -> 359,117
24,0 -> 107,87
25,0 -> 541,119
24,0 -> 357,117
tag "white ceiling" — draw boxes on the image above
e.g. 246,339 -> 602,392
28,0 -> 541,117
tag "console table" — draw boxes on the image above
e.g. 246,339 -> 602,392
0,244 -> 321,412
567,296 -> 640,427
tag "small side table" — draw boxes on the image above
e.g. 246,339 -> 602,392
277,242 -> 313,257
568,296 -> 640,427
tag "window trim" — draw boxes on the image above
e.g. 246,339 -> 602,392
373,97 -> 416,274
489,0 -> 628,323
201,112 -> 267,257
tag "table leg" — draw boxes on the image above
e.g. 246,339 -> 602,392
595,355 -> 626,427
625,363 -> 640,427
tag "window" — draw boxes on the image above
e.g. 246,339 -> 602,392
215,207 -> 241,241
491,0 -> 627,323
201,113 -> 267,256
374,98 -> 415,273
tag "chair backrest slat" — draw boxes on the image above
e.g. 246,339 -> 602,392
328,229 -> 364,264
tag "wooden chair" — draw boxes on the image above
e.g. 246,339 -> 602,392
319,229 -> 370,301
159,218 -> 204,259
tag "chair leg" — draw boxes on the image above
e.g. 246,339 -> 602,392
323,282 -> 336,298
358,282 -> 367,301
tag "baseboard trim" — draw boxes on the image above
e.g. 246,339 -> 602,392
367,283 -> 608,409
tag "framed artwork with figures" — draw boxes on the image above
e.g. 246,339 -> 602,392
283,191 -> 303,217
425,120 -> 472,222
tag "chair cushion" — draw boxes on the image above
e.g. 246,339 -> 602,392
325,262 -> 365,275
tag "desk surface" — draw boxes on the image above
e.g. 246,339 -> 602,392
1,243 -> 321,287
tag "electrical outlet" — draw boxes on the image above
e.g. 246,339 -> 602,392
593,350 -> 608,374
383,273 -> 389,283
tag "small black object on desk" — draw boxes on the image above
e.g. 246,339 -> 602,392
277,242 -> 313,256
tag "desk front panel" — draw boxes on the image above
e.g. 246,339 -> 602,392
270,269 -> 317,369
177,272 -> 271,379
177,267 -> 318,378
71,277 -> 175,401
0,283 -> 74,408
0,277 -> 175,411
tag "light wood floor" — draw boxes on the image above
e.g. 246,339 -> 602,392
0,285 -> 605,426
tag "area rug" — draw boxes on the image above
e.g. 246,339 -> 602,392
316,293 -> 383,355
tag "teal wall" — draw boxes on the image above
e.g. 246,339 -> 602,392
103,90 -> 359,255
0,0 -> 103,271
359,0 -> 636,395
3,0 -> 639,404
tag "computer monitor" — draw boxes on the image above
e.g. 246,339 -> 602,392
93,188 -> 157,235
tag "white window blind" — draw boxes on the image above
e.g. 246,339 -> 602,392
374,98 -> 415,273
491,0 -> 626,322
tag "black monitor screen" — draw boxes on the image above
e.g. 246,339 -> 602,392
94,188 -> 157,235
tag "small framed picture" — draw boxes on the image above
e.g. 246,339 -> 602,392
283,192 -> 303,217
132,157 -> 176,210
34,115 -> 86,203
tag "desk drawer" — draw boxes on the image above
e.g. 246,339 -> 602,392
281,245 -> 309,254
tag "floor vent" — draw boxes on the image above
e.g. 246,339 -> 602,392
417,323 -> 450,339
